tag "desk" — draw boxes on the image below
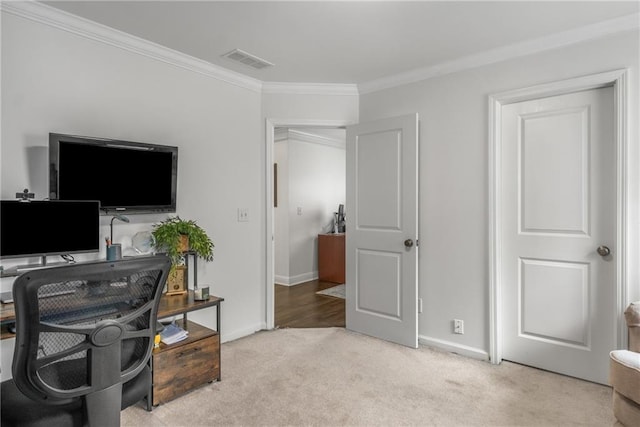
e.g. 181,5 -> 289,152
1,291 -> 223,338
0,291 -> 224,408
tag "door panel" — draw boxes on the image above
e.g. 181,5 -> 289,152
356,130 -> 401,229
520,258 -> 589,346
520,107 -> 589,234
346,114 -> 418,348
501,87 -> 615,384
357,249 -> 401,319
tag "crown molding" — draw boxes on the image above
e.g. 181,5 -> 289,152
4,2 -> 637,97
274,128 -> 289,142
1,1 -> 357,96
262,82 -> 359,96
359,13 -> 640,95
1,1 -> 263,93
274,129 -> 345,149
288,129 -> 345,149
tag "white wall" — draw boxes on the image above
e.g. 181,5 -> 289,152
1,11 -> 264,349
359,30 -> 640,357
0,10 -> 361,367
274,130 -> 346,285
274,136 -> 290,284
262,93 -> 359,124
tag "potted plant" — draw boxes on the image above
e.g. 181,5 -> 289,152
151,216 -> 214,294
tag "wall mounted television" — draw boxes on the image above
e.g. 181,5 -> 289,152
0,200 -> 100,262
49,133 -> 178,214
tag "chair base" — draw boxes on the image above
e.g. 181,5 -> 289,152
1,379 -> 83,427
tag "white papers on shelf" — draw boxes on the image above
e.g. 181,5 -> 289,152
160,323 -> 189,345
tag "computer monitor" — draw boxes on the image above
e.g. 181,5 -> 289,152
0,200 -> 100,263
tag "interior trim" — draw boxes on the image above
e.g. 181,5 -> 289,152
0,1 -> 359,96
359,14 -> 639,94
4,2 -> 635,97
488,69 -> 630,365
418,335 -> 489,362
274,272 -> 319,287
265,118 -> 353,330
0,1 -> 265,92
280,129 -> 346,149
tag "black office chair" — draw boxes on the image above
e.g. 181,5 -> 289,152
1,256 -> 171,427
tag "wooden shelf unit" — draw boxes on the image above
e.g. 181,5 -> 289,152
152,297 -> 222,406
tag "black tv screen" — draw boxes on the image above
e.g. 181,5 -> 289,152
49,133 -> 178,213
0,200 -> 100,258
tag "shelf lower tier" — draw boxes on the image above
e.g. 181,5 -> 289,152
151,320 -> 220,406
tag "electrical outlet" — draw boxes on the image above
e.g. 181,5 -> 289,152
297,207 -> 303,216
237,208 -> 249,222
453,319 -> 464,334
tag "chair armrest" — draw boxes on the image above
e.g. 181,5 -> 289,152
625,302 -> 640,352
611,350 -> 640,370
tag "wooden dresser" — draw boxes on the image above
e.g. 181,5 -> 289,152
318,233 -> 345,283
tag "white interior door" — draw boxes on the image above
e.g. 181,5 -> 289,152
501,87 -> 615,384
346,114 -> 419,348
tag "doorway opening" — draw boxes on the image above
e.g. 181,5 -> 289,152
265,120 -> 351,330
273,127 -> 346,328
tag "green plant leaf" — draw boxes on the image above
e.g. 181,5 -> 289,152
151,216 -> 214,265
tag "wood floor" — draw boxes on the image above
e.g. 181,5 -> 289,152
275,280 -> 345,328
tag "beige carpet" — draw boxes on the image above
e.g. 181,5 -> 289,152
123,327 -> 614,426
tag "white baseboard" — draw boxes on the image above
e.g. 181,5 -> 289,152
221,322 -> 266,344
274,271 -> 318,286
222,329 -> 489,361
274,274 -> 290,285
419,335 -> 490,361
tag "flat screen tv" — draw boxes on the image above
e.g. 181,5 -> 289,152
0,200 -> 100,260
49,133 -> 178,214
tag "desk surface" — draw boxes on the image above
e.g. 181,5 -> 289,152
0,291 -> 223,340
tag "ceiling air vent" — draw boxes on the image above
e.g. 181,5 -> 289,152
222,49 -> 274,70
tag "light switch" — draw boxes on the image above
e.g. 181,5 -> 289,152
238,208 -> 249,222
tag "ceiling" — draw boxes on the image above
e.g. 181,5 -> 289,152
42,1 -> 639,85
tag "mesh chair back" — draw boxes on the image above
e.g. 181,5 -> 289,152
11,256 -> 171,406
